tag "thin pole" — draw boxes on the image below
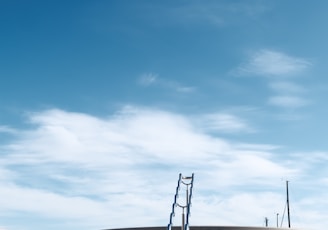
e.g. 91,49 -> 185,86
286,181 -> 291,228
186,185 -> 189,207
276,213 -> 279,228
182,208 -> 185,230
185,185 -> 189,230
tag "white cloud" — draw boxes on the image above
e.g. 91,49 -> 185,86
198,113 -> 252,133
138,73 -> 195,93
0,106 -> 325,230
138,73 -> 158,86
239,49 -> 311,77
0,185 -> 108,220
176,86 -> 195,93
235,49 -> 312,111
269,81 -> 305,94
268,96 -> 308,108
168,1 -> 270,27
0,126 -> 17,134
267,81 -> 310,111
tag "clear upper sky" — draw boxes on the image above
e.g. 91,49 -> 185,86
1,1 -> 328,230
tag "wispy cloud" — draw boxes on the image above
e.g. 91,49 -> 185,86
197,113 -> 253,133
138,73 -> 158,86
0,126 -> 17,134
167,1 -> 270,27
0,107 -> 325,229
235,49 -> 312,111
268,95 -> 308,108
175,86 -> 195,93
269,81 -> 306,94
138,72 -> 195,93
238,49 -> 311,77
267,80 -> 310,110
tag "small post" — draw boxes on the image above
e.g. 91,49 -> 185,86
286,181 -> 291,228
186,184 -> 189,207
265,217 -> 269,227
276,213 -> 279,228
182,207 -> 185,230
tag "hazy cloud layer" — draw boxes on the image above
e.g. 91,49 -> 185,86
0,107 -> 326,229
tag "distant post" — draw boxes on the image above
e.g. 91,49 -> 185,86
286,181 -> 291,228
276,213 -> 279,228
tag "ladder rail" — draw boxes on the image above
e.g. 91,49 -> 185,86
167,173 -> 182,230
185,173 -> 194,230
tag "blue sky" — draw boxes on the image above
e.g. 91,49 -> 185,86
1,1 -> 328,230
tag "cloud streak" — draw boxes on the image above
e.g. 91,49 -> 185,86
138,73 -> 158,86
166,1 -> 270,27
268,95 -> 308,108
269,81 -> 305,94
138,73 -> 195,93
197,113 -> 253,133
239,49 -> 311,77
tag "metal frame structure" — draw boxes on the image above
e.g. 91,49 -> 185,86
167,173 -> 194,230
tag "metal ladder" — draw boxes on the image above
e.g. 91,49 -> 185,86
167,173 -> 194,230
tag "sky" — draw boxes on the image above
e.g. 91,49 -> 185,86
1,0 -> 328,230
